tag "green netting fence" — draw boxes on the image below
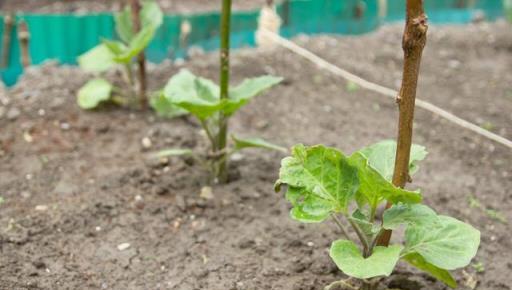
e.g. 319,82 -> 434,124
0,0 -> 507,86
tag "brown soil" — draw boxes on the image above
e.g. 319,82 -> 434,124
1,0 -> 265,14
1,22 -> 511,290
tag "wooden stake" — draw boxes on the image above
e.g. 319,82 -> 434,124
18,20 -> 31,68
377,0 -> 428,247
1,14 -> 13,68
130,0 -> 147,109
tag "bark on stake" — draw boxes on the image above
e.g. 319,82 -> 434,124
18,20 -> 31,68
131,0 -> 147,108
1,14 -> 13,68
377,0 -> 428,247
215,0 -> 232,183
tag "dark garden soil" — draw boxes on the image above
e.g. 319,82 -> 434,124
1,22 -> 511,290
1,0 -> 265,14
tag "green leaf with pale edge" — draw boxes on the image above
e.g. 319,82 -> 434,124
115,1 -> 162,43
78,44 -> 116,73
348,152 -> 422,208
151,148 -> 194,158
275,145 -> 359,222
231,135 -> 286,153
102,39 -> 127,55
163,70 -> 222,120
383,203 -> 438,230
403,253 -> 457,288
360,140 -> 428,181
330,239 -> 403,279
224,76 -> 283,116
404,215 -> 480,270
349,209 -> 380,242
114,6 -> 133,43
150,91 -> 188,118
141,1 -> 163,29
77,79 -> 112,109
115,26 -> 155,63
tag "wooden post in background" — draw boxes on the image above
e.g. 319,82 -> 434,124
18,20 -> 31,68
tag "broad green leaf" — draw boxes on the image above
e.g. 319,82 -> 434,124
330,239 -> 403,279
383,204 -> 438,230
150,91 -> 188,118
163,70 -> 222,120
275,144 -> 359,221
151,148 -> 194,158
231,135 -> 286,153
141,0 -> 164,29
78,44 -> 116,73
404,215 -> 480,270
114,26 -> 156,63
114,6 -> 133,43
403,252 -> 457,288
224,76 -> 283,116
115,1 -> 162,43
349,209 -> 381,242
102,39 -> 127,55
77,79 -> 112,109
348,152 -> 422,208
360,140 -> 428,181
287,187 -> 336,223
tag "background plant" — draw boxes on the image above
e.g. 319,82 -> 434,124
152,69 -> 284,183
275,140 -> 480,290
76,0 -> 163,109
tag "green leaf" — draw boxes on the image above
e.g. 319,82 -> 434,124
151,148 -> 194,158
150,91 -> 188,118
348,152 -> 422,208
275,144 -> 359,222
231,135 -> 287,153
349,209 -> 380,242
141,0 -> 163,29
77,79 -> 112,109
163,70 -> 222,120
0,196 -> 4,204
330,239 -> 403,279
78,44 -> 116,73
114,26 -> 156,63
359,140 -> 428,181
404,215 -> 480,270
224,76 -> 283,116
403,252 -> 457,288
383,203 -> 439,230
114,6 -> 133,43
102,39 -> 127,55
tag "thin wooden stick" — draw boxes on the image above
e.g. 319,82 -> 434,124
130,0 -> 147,108
1,14 -> 14,68
17,20 -> 31,68
377,0 -> 428,247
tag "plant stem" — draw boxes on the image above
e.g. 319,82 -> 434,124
1,14 -> 13,68
215,0 -> 232,184
377,0 -> 428,247
131,0 -> 147,109
348,219 -> 369,256
330,214 -> 350,239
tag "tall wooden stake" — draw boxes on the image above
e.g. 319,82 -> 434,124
1,14 -> 13,68
131,0 -> 147,109
377,0 -> 428,247
18,20 -> 31,68
215,0 -> 232,184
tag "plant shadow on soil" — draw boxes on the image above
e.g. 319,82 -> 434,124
1,22 -> 512,290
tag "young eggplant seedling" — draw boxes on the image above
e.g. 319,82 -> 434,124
276,1 -> 479,289
275,141 -> 480,290
76,0 -> 163,110
151,0 -> 285,183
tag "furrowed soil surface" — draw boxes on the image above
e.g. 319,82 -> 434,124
1,22 -> 511,290
1,0 -> 264,13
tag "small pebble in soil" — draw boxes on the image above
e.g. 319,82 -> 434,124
6,107 -> 21,120
60,122 -> 70,130
200,186 -> 214,200
134,195 -> 145,209
35,205 -> 48,211
95,226 -> 101,232
117,243 -> 131,251
306,241 -> 315,247
141,137 -> 152,149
